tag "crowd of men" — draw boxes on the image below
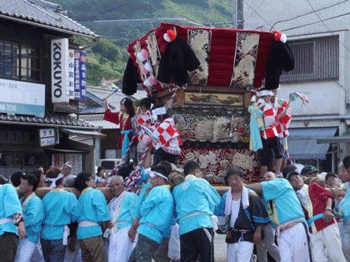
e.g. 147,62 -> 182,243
1,156 -> 350,262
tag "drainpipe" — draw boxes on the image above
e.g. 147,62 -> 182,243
75,37 -> 100,51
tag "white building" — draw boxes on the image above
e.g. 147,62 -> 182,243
277,30 -> 350,172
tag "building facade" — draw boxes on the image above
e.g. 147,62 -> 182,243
0,0 -> 104,177
279,30 -> 350,172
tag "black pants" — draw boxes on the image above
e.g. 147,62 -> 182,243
180,228 -> 214,262
0,232 -> 18,262
129,234 -> 159,262
260,137 -> 282,166
153,148 -> 178,166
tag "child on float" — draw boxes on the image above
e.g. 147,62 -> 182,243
104,97 -> 138,164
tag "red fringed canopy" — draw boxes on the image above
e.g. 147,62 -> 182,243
127,22 -> 275,92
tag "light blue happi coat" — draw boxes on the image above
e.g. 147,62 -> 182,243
41,188 -> 79,240
109,191 -> 137,230
135,182 -> 152,219
261,178 -> 305,227
173,178 -> 221,235
76,188 -> 110,240
0,184 -> 22,236
136,182 -> 173,238
340,188 -> 350,221
21,193 -> 44,243
138,186 -> 174,244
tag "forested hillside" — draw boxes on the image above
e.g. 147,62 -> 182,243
49,0 -> 234,85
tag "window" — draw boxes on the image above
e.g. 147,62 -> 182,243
0,39 -> 42,82
281,36 -> 339,83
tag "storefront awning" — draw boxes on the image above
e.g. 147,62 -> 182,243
61,128 -> 106,146
287,127 -> 337,160
61,128 -> 106,137
317,133 -> 350,144
45,148 -> 89,154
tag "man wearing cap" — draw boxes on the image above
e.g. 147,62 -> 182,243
287,171 -> 345,261
15,174 -> 44,262
173,170 -> 220,262
106,175 -> 137,262
271,86 -> 292,170
0,181 -> 26,262
257,89 -> 284,176
151,106 -> 182,166
325,173 -> 341,189
129,166 -> 174,262
246,173 -> 311,262
301,165 -> 325,186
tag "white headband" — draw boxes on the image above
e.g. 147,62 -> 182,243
258,90 -> 274,97
61,162 -> 72,169
152,107 -> 167,121
45,173 -> 64,190
152,107 -> 167,116
149,171 -> 168,180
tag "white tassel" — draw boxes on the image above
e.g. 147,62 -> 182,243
145,62 -> 153,73
143,79 -> 151,87
280,34 -> 287,43
137,52 -> 145,61
164,33 -> 172,42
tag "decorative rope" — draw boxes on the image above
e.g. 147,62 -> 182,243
124,144 -> 151,192
167,84 -> 188,108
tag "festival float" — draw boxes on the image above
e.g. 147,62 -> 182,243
121,22 -> 295,183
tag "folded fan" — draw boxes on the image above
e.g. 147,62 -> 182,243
141,125 -> 159,142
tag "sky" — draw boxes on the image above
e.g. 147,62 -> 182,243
242,0 -> 350,36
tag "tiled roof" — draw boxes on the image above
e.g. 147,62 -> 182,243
0,114 -> 97,129
84,87 -> 148,112
86,120 -> 119,129
79,114 -> 119,129
0,0 -> 98,38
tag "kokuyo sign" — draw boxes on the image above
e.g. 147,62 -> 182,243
51,39 -> 69,103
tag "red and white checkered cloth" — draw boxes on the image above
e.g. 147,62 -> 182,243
153,117 -> 182,155
273,98 -> 292,138
135,111 -> 155,143
257,98 -> 279,139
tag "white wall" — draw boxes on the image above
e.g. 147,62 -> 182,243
278,81 -> 346,116
277,30 -> 349,117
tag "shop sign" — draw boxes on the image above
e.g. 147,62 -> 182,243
0,78 -> 45,117
39,128 -> 56,147
67,49 -> 75,100
79,51 -> 87,100
74,51 -> 81,100
51,38 -> 69,103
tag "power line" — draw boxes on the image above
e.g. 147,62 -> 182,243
243,0 -> 253,18
270,0 -> 349,30
305,0 -> 350,58
245,0 -> 266,23
77,0 -> 139,22
243,1 -> 272,29
281,11 -> 350,32
93,17 -> 205,27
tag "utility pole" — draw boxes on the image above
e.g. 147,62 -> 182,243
233,0 -> 244,29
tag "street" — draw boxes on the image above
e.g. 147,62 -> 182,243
214,233 -> 227,262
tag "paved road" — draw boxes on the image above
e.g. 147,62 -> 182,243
214,233 -> 227,262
